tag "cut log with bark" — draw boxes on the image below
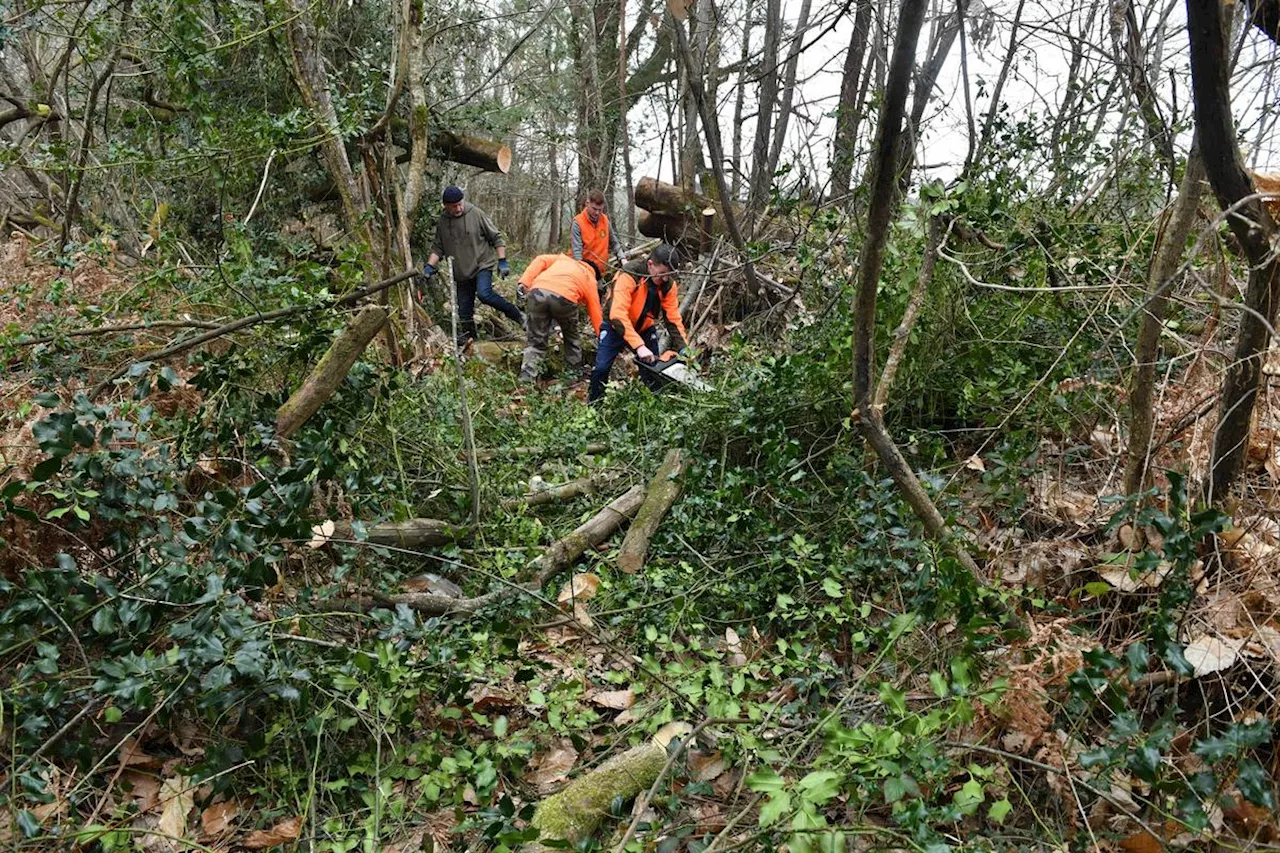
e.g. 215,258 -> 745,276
430,130 -> 512,174
329,485 -> 644,616
618,449 -> 686,574
525,722 -> 691,853
276,305 -> 389,439
637,210 -> 707,245
635,176 -> 713,214
326,518 -> 467,548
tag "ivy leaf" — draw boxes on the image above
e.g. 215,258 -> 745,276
987,798 -> 1012,824
745,768 -> 785,793
758,791 -> 791,827
1237,759 -> 1275,809
953,778 -> 984,815
31,456 -> 62,482
797,770 -> 840,804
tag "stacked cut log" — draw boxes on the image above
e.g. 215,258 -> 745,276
633,177 -> 721,255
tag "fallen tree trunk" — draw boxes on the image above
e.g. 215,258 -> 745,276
526,722 -> 690,853
618,448 -> 685,574
331,485 -> 645,615
635,176 -> 712,214
637,209 -> 703,243
331,518 -> 467,547
276,305 -> 389,439
430,130 -> 513,174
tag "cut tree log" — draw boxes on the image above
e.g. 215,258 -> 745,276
276,305 -> 389,439
330,485 -> 645,615
328,518 -> 467,548
525,722 -> 692,853
430,130 -> 512,174
635,176 -> 712,214
618,448 -> 686,574
637,210 -> 710,245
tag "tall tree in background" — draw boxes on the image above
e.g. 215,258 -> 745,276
748,0 -> 782,211
830,0 -> 874,200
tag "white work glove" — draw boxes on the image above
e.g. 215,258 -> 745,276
635,345 -> 656,363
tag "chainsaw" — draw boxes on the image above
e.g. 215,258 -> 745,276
636,350 -> 712,393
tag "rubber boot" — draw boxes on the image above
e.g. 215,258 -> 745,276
455,320 -> 477,348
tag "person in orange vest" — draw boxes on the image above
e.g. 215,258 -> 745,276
516,254 -> 604,384
588,243 -> 687,403
569,189 -> 625,283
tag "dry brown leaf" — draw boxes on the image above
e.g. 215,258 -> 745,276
307,519 -> 336,549
1118,830 -> 1163,853
200,800 -> 239,839
571,602 -> 595,629
123,771 -> 162,813
689,750 -> 727,782
1183,634 -> 1243,676
467,684 -> 517,712
243,815 -> 303,849
965,454 -> 986,472
1096,557 -> 1171,592
526,740 -> 579,793
590,689 -> 635,710
402,573 -> 463,597
119,736 -> 161,769
725,627 -> 747,666
156,775 -> 194,846
653,720 -> 693,748
557,572 -> 601,604
381,829 -> 429,853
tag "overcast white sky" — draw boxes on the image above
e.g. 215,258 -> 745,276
626,0 -> 1280,193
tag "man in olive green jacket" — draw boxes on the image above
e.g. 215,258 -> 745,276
420,186 -> 523,345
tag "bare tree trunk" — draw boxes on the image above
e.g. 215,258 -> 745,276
764,0 -> 811,185
748,0 -> 782,209
853,0 -> 981,577
671,15 -> 764,298
968,0 -> 1026,175
830,0 -> 873,199
896,0 -> 965,193
281,0 -> 369,238
548,138 -> 563,249
1187,0 -> 1280,502
1111,0 -> 1176,183
618,448 -> 686,574
1124,144 -> 1205,496
619,0 -> 637,239
730,9 -> 753,199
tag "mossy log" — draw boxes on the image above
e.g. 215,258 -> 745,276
525,741 -> 667,852
636,210 -> 711,246
333,518 -> 467,547
276,305 -> 388,439
618,449 -> 686,574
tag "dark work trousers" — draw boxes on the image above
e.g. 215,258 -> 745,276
520,290 -> 583,381
456,267 -> 524,341
588,323 -> 661,402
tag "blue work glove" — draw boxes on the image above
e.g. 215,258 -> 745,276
421,262 -> 436,279
498,259 -> 511,279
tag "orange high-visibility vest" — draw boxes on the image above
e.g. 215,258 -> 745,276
571,210 -> 612,276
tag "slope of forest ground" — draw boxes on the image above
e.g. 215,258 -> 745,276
1,201 -> 1279,853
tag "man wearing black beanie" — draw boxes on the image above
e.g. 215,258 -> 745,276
420,186 -> 524,345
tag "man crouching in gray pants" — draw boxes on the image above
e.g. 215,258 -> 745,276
516,254 -> 604,384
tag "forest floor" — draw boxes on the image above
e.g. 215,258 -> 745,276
2,235 -> 1279,852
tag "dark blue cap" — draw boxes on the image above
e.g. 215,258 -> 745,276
442,186 -> 464,204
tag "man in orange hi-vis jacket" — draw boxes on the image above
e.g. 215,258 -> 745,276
517,254 -> 603,384
588,243 -> 687,403
568,189 -> 625,283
